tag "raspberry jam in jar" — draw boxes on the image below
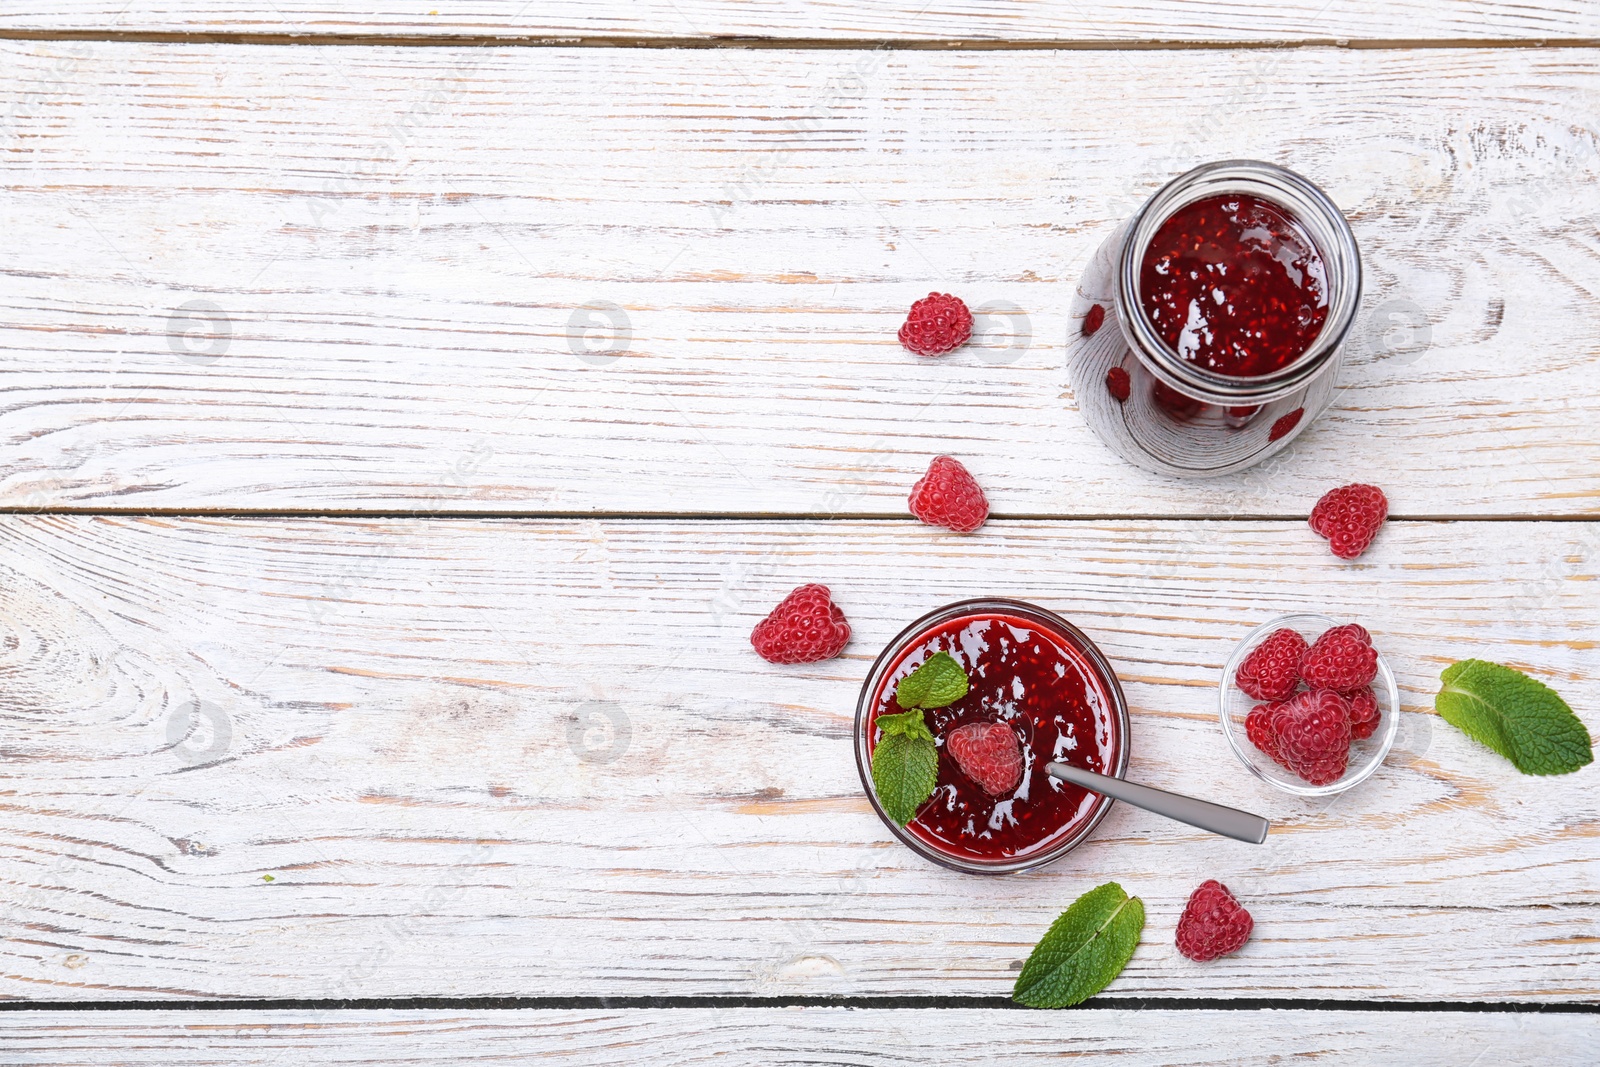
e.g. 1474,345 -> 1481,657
854,599 -> 1129,874
1068,161 -> 1362,477
1141,194 -> 1329,378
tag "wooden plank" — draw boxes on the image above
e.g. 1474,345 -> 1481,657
2,1007 -> 1596,1065
4,1 -> 1600,42
0,516 -> 1592,1000
2,44 -> 1599,517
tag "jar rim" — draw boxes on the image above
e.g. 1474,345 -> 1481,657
852,598 -> 1131,875
1114,160 -> 1363,403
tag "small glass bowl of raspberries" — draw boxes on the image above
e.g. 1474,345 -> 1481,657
1219,613 -> 1400,796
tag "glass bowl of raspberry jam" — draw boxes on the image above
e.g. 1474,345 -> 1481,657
854,598 -> 1130,874
1068,160 -> 1362,477
1219,613 -> 1400,797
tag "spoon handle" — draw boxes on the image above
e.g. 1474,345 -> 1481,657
1045,762 -> 1270,844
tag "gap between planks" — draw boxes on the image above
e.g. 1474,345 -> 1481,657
0,510 -> 1596,523
2,31 -> 1600,49
1,996 -> 1597,1013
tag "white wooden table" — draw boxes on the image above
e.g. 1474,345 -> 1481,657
1,4 -> 1598,1062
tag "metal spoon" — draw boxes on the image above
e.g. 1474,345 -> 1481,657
1046,762 -> 1270,844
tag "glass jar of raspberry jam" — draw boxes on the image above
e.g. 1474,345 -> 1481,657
854,598 -> 1130,875
1068,161 -> 1362,477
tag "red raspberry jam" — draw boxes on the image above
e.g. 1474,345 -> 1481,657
866,611 -> 1122,863
1139,194 -> 1328,377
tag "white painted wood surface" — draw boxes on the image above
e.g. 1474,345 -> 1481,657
0,516 -> 1592,1000
4,1 -> 1600,41
3,8 -> 1597,1056
1,1008 -> 1595,1065
3,44 -> 1598,516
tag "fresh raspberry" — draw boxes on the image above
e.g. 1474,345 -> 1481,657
1105,366 -> 1131,402
1299,623 -> 1378,693
1235,627 -> 1309,702
1348,686 -> 1381,741
944,721 -> 1024,796
1268,407 -> 1304,442
1309,483 -> 1388,559
1270,689 -> 1352,786
908,455 -> 988,533
898,292 -> 972,356
1175,879 -> 1254,962
1339,622 -> 1370,642
1082,303 -> 1106,337
750,584 -> 851,664
1245,702 -> 1288,766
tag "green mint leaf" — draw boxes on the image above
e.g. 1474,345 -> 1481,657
894,651 -> 970,710
871,730 -> 938,826
874,708 -> 935,743
1436,660 -> 1593,776
1013,882 -> 1145,1009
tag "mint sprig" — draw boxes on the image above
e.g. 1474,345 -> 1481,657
894,651 -> 969,710
874,707 -> 935,743
869,652 -> 970,826
1435,660 -> 1593,776
871,722 -> 939,826
1013,882 -> 1145,1009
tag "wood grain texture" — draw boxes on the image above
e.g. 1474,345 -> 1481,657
4,1 -> 1600,41
2,1008 -> 1597,1065
2,44 -> 1599,517
0,516 -> 1593,1001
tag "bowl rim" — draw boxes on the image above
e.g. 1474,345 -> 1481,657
1218,612 -> 1400,797
853,597 -> 1131,875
